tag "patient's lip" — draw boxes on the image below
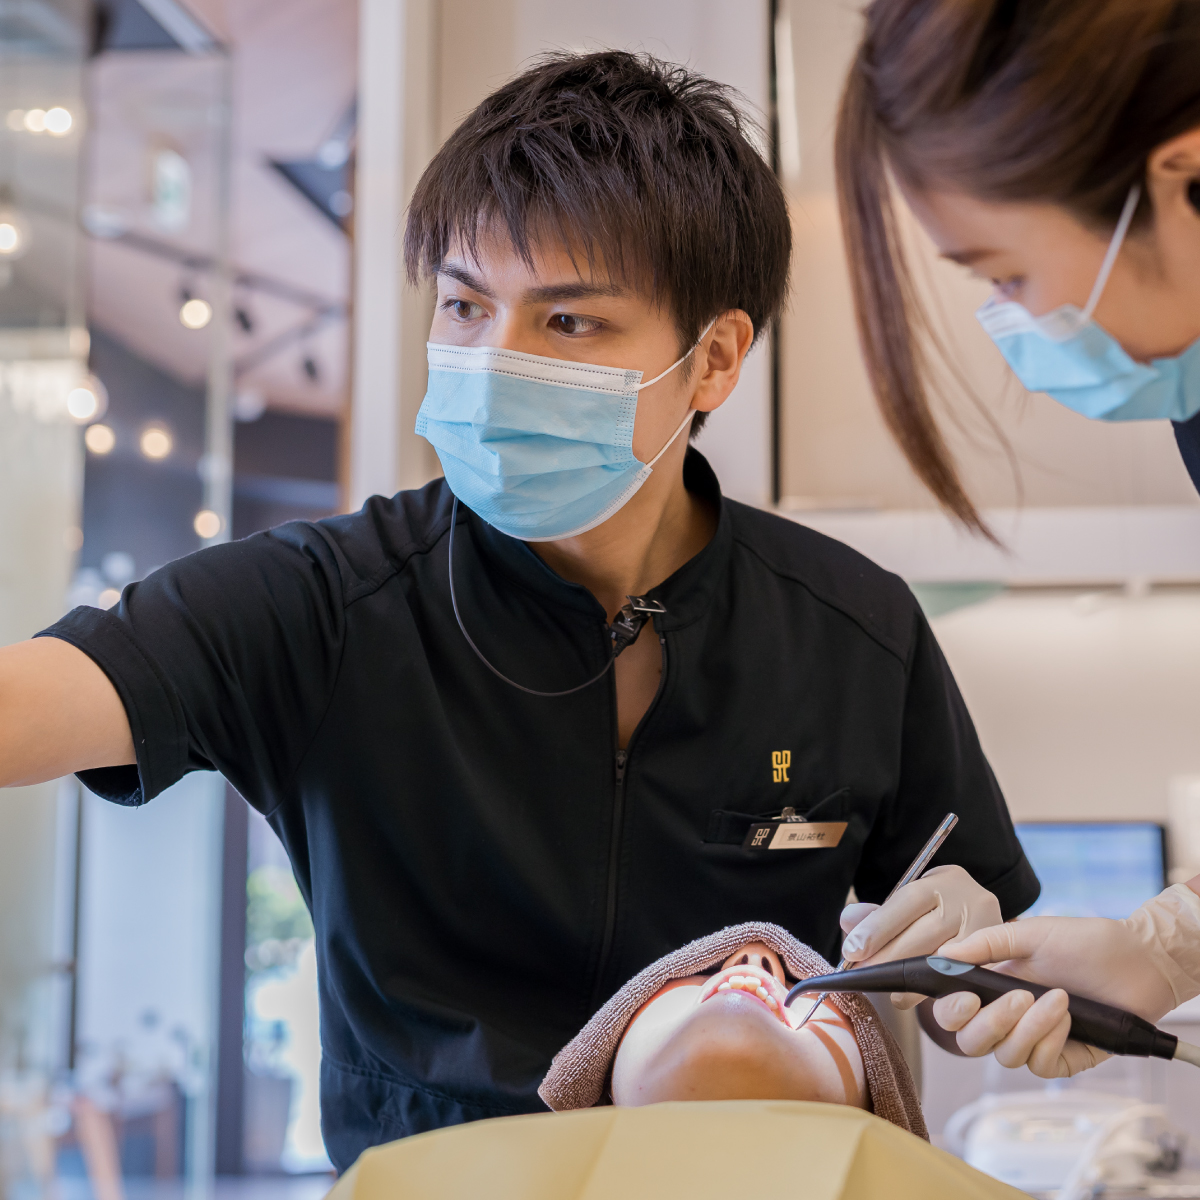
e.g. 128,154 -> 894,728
698,965 -> 790,1025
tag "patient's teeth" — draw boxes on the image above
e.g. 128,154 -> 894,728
756,986 -> 769,1000
766,996 -> 778,1010
729,976 -> 746,987
717,982 -> 732,992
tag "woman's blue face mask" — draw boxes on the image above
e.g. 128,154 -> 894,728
414,327 -> 710,541
976,184 -> 1200,423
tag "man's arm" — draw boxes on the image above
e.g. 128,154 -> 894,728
0,637 -> 134,787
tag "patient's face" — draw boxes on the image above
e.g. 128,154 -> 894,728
610,941 -> 867,1109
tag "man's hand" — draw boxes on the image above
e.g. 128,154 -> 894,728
0,638 -> 134,786
838,865 -> 1002,1007
931,914 -> 1182,1077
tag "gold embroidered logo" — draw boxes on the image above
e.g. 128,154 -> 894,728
772,750 -> 791,783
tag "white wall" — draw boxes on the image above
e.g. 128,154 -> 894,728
352,0 -> 775,507
76,773 -> 224,1106
929,589 -> 1200,825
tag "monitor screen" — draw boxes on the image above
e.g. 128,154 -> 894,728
1014,822 -> 1166,920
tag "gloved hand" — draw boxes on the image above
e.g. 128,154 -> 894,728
839,864 -> 1002,1008
930,885 -> 1200,1077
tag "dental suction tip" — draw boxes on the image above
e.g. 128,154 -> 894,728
1174,1040 -> 1200,1068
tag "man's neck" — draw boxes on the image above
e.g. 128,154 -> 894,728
530,444 -> 717,622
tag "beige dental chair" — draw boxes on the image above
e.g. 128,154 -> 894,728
328,1099 -> 1024,1200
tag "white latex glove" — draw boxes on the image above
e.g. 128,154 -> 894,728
933,885 -> 1200,1079
838,864 -> 1002,1008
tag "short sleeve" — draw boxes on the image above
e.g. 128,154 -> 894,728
37,522 -> 351,812
853,606 -> 1041,920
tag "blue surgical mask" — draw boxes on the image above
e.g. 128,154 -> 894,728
415,330 -> 707,541
976,184 -> 1200,423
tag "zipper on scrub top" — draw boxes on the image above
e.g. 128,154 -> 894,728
590,632 -> 669,1010
591,748 -> 628,1011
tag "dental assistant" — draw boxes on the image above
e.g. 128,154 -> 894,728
827,0 -> 1200,1076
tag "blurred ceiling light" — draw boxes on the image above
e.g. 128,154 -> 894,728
23,109 -> 46,133
0,208 -> 30,258
317,139 -> 349,168
44,107 -> 72,136
85,423 -> 116,454
193,509 -> 222,539
67,374 -> 108,423
5,110 -> 24,131
234,387 -> 267,422
329,190 -> 353,218
98,587 -> 121,609
140,426 -> 172,460
179,296 -> 212,329
101,551 -> 135,585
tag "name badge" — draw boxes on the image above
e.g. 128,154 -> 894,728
742,820 -> 848,851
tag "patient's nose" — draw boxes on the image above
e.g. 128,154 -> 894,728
721,942 -> 785,981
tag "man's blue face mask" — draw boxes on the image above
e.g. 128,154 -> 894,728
415,326 -> 710,541
976,183 -> 1200,423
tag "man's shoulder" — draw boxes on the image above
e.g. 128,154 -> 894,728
267,477 -> 454,603
725,500 -> 919,664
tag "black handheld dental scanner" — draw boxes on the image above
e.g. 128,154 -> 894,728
786,955 -> 1200,1068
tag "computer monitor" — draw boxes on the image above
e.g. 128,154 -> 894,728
1014,821 -> 1166,921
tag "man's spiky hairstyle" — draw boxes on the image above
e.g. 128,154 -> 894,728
404,50 -> 791,432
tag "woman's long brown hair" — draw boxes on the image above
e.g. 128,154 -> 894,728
836,0 -> 1200,533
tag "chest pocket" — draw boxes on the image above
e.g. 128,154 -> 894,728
703,787 -> 855,847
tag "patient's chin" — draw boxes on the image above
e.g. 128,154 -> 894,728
612,1002 -> 821,1107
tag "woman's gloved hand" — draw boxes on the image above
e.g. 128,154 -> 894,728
838,865 -> 1002,1008
930,884 -> 1200,1078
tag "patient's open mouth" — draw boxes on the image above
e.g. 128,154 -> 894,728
698,965 -> 791,1025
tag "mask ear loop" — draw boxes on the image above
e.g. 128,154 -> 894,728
645,409 -> 696,469
635,316 -> 718,468
633,317 -> 719,391
1080,183 -> 1142,323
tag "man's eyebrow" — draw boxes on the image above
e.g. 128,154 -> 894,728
436,266 -> 628,305
524,280 -> 630,303
437,263 -> 496,298
940,247 -> 995,267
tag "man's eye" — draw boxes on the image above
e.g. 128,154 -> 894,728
550,313 -> 599,336
444,299 -> 484,321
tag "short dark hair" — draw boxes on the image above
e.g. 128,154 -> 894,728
405,50 -> 791,434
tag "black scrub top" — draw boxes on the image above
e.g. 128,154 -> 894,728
1175,411 -> 1200,493
39,450 -> 1039,1171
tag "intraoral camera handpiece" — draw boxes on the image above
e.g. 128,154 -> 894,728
786,956 -> 1200,1067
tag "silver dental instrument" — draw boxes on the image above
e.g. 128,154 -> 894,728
792,811 -> 959,1030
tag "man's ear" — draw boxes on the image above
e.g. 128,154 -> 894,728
691,309 -> 756,415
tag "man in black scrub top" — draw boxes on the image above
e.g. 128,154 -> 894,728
0,53 -> 1039,1170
